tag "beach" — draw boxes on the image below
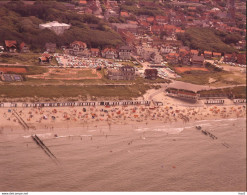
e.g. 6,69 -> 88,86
0,98 -> 246,191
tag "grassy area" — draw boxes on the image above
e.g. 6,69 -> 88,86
0,53 -> 40,65
0,84 -> 154,99
25,66 -> 48,75
198,86 -> 246,99
176,69 -> 246,86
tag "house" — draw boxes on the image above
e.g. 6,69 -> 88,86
90,48 -> 100,57
118,45 -> 132,60
101,48 -> 118,59
213,52 -> 222,58
224,53 -> 237,63
0,46 -> 4,53
160,45 -> 177,54
70,41 -> 87,51
79,0 -> 87,6
151,25 -> 163,35
5,40 -> 17,53
45,43 -> 56,53
190,49 -> 199,56
151,52 -> 163,64
120,11 -> 129,17
145,69 -> 158,80
236,53 -> 246,65
191,55 -> 204,66
155,15 -> 168,24
107,66 -> 135,80
19,42 -> 30,53
179,50 -> 191,65
39,53 -> 53,64
146,16 -> 155,24
204,51 -> 213,59
166,53 -> 179,64
142,47 -> 158,61
69,41 -> 87,56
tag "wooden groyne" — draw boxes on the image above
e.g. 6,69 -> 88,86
31,134 -> 59,164
12,109 -> 29,130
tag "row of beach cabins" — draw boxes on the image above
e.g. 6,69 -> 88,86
205,99 -> 246,105
0,100 -> 163,108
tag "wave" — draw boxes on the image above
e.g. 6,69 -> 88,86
55,134 -> 92,139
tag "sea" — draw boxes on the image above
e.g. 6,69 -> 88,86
0,118 -> 246,191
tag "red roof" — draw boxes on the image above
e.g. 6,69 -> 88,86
120,11 -> 129,17
5,40 -> 17,48
191,50 -> 199,54
146,16 -> 155,23
139,21 -> 149,27
79,0 -> 87,5
155,15 -> 167,21
213,52 -> 221,56
168,53 -> 179,57
19,42 -> 27,50
102,48 -> 116,53
71,41 -> 87,48
90,48 -> 100,52
204,51 -> 212,55
163,25 -> 176,31
42,53 -> 52,58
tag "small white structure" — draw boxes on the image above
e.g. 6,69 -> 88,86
39,21 -> 71,35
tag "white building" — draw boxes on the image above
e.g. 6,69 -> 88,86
39,21 -> 71,35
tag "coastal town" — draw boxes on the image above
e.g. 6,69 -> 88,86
0,0 -> 246,193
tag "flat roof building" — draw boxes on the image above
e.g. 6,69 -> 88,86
39,21 -> 71,35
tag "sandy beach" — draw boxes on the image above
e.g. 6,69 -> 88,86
0,96 -> 246,191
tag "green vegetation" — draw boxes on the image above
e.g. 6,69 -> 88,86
120,1 -> 165,16
177,27 -> 238,53
0,1 -> 123,50
0,53 -> 41,65
176,69 -> 246,86
198,86 -> 246,99
0,84 -> 154,99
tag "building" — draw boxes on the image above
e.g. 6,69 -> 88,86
144,69 -> 158,80
236,53 -> 246,65
69,41 -> 88,56
0,73 -> 23,82
204,51 -> 212,59
224,53 -> 237,63
39,21 -> 71,35
151,52 -> 163,64
213,52 -> 221,58
19,42 -> 30,53
101,48 -> 118,59
118,46 -> 132,60
39,53 -> 53,64
90,48 -> 100,57
191,55 -> 204,66
5,40 -> 17,53
166,53 -> 179,64
45,43 -> 56,53
111,23 -> 138,33
107,66 -> 135,80
190,49 -> 199,56
0,46 -> 4,53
